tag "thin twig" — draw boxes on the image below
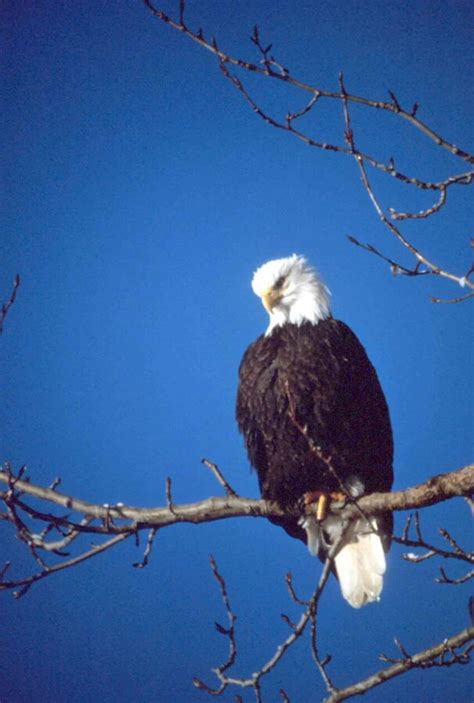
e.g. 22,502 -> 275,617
2,533 -> 131,596
0,274 -> 20,334
436,568 -> 474,585
431,291 -> 474,304
193,555 -> 238,695
389,186 -> 447,221
310,612 -> 336,695
165,476 -> 177,515
133,528 -> 158,568
202,458 -> 238,497
347,236 -> 431,278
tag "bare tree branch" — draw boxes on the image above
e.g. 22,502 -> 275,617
4,459 -> 469,701
347,236 -> 432,279
7,533 -> 131,599
431,291 -> 474,304
192,555 -> 238,696
396,512 -> 472,565
1,464 -> 472,533
388,185 -> 447,221
0,463 -> 472,597
143,0 -> 474,299
143,1 -> 474,164
436,568 -> 474,585
338,72 -> 472,291
324,627 -> 474,702
193,532 -> 345,700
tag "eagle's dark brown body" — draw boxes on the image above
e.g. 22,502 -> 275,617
236,319 -> 393,546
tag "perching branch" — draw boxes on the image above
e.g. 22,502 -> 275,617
1,463 -> 472,532
1,462 -> 472,596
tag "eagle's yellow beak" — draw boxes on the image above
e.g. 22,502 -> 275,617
261,288 -> 282,313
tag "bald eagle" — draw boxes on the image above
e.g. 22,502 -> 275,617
236,255 -> 393,607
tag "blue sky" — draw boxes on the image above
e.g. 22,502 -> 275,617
2,2 -> 473,702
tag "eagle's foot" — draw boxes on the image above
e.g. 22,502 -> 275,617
302,490 -> 347,521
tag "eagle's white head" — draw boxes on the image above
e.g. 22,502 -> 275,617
251,254 -> 331,335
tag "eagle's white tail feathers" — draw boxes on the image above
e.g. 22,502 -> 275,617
300,515 -> 386,608
334,522 -> 386,608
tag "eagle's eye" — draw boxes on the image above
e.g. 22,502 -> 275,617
274,275 -> 286,289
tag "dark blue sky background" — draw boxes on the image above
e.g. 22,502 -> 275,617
2,2 -> 473,702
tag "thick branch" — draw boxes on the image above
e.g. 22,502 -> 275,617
0,465 -> 472,531
342,465 -> 474,519
1,464 -> 470,595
